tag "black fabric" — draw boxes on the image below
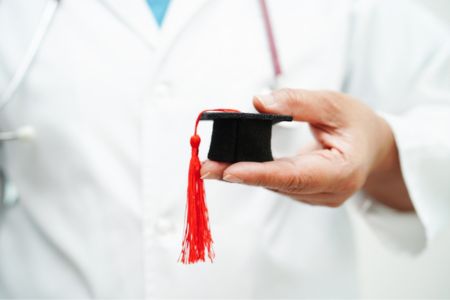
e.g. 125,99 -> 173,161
201,112 -> 293,163
200,112 -> 292,122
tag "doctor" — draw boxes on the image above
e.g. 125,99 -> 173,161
0,0 -> 449,298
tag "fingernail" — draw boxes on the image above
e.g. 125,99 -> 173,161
223,174 -> 243,183
256,94 -> 276,107
201,172 -> 212,179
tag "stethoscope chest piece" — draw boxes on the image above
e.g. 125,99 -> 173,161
0,126 -> 36,142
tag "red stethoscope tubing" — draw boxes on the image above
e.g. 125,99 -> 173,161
259,0 -> 282,78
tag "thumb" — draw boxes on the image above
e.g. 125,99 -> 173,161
253,89 -> 342,126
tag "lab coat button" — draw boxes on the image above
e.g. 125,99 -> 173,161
155,218 -> 174,235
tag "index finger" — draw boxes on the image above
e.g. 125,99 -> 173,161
221,154 -> 340,194
201,160 -> 231,180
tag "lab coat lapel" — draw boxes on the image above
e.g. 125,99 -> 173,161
96,0 -> 160,49
159,0 -> 211,49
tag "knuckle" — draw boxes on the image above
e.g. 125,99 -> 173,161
254,174 -> 268,187
318,90 -> 345,125
297,174 -> 312,191
258,171 -> 279,187
277,88 -> 297,99
279,174 -> 303,193
276,88 -> 301,105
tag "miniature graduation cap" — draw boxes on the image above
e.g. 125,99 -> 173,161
201,111 -> 293,163
179,109 -> 292,264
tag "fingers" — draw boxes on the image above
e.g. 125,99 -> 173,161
201,160 -> 230,180
220,152 -> 342,194
202,153 -> 351,208
253,89 -> 343,127
220,159 -> 303,189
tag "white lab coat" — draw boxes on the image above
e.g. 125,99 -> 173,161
0,0 -> 449,298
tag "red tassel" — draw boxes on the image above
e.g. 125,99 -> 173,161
180,109 -> 239,264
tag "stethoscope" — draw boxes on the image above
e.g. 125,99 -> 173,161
0,0 -> 281,205
0,0 -> 58,209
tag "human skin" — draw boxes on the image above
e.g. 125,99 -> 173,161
201,89 -> 413,211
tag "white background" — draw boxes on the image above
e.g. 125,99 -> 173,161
356,1 -> 450,298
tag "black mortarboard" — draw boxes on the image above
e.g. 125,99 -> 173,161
200,112 -> 293,163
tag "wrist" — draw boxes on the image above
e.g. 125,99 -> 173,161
364,114 -> 414,211
370,114 -> 398,175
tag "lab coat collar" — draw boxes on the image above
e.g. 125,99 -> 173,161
96,0 -> 158,49
96,0 -> 211,51
159,0 -> 211,48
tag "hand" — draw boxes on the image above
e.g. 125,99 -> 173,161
201,89 -> 413,210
